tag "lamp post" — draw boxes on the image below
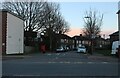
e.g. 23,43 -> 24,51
91,34 -> 95,55
75,37 -> 77,50
84,16 -> 95,55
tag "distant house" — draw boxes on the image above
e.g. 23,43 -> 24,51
94,36 -> 110,49
72,34 -> 110,49
72,34 -> 91,49
39,33 -> 74,51
23,31 -> 38,53
109,31 -> 119,44
116,2 -> 120,44
56,34 -> 74,50
24,31 -> 37,46
0,10 -> 24,55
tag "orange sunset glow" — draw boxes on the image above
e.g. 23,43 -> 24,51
66,28 -> 82,37
66,28 -> 117,38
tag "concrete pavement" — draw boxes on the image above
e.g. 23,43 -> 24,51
87,53 -> 118,62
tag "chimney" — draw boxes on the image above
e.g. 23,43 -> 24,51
80,34 -> 82,36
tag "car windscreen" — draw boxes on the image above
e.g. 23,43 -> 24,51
79,47 -> 85,48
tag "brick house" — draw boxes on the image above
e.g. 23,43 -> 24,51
39,33 -> 74,51
73,34 -> 110,50
72,34 -> 91,49
94,36 -> 110,49
57,34 -> 74,50
109,31 -> 119,44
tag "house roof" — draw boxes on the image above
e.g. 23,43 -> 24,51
56,34 -> 72,39
117,10 -> 120,14
72,35 -> 90,40
40,33 -> 72,39
109,31 -> 119,36
0,9 -> 25,20
95,37 -> 106,41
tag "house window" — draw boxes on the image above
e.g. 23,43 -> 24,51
77,40 -> 79,44
65,39 -> 67,41
66,40 -> 68,43
61,39 -> 64,43
79,41 -> 81,44
84,41 -> 87,44
82,41 -> 85,44
73,40 -> 74,43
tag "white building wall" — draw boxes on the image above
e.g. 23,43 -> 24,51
118,1 -> 120,11
118,13 -> 120,43
6,13 -> 24,54
118,2 -> 120,46
0,12 -> 2,55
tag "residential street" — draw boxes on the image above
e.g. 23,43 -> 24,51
1,1 -> 120,78
2,51 -> 119,78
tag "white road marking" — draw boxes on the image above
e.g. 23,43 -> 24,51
74,62 -> 84,64
64,62 -> 70,64
47,54 -> 52,56
63,54 -> 66,56
56,53 -> 60,55
5,61 -> 114,64
13,75 -> 42,76
102,62 -> 108,64
33,61 -> 110,64
59,62 -> 64,63
87,62 -> 94,64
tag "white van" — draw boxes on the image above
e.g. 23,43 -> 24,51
111,41 -> 119,54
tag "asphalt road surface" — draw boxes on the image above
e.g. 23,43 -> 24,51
2,51 -> 119,78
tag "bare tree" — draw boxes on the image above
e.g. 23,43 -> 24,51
42,2 -> 69,34
41,2 -> 70,50
3,1 -> 46,32
54,15 -> 70,34
2,1 -> 70,50
3,1 -> 69,34
83,9 -> 103,38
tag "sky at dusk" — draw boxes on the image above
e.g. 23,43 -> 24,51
59,2 -> 118,38
1,1 -> 119,38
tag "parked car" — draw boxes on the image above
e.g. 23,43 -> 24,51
56,47 -> 64,52
77,46 -> 86,53
111,41 -> 120,57
65,47 -> 69,51
111,41 -> 119,55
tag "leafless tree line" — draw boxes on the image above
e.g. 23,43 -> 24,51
2,0 -> 70,35
83,9 -> 103,38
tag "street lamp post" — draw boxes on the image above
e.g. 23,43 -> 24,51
91,34 -> 95,55
84,16 -> 95,55
75,37 -> 77,50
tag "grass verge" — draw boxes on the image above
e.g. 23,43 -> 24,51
95,49 -> 111,56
